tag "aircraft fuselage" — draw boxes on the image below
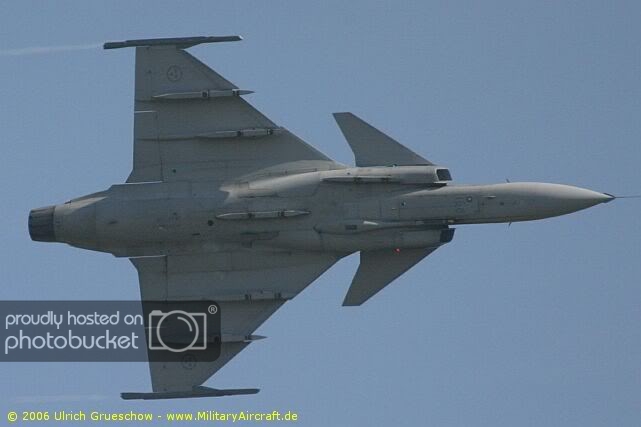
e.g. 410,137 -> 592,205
29,165 -> 612,257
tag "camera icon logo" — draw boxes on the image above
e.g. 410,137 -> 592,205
148,309 -> 208,353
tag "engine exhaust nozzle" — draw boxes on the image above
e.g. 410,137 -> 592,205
28,205 -> 56,242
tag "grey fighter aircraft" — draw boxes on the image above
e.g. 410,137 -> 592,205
28,36 -> 614,399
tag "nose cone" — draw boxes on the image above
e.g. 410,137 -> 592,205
529,183 -> 613,218
28,205 -> 56,242
557,186 -> 613,210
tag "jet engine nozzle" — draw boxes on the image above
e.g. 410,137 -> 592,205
28,205 -> 56,242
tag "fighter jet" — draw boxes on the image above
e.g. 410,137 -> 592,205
28,36 -> 613,399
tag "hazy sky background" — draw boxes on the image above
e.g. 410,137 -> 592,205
1,1 -> 639,426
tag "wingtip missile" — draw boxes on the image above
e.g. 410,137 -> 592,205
103,35 -> 242,50
121,386 -> 259,400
